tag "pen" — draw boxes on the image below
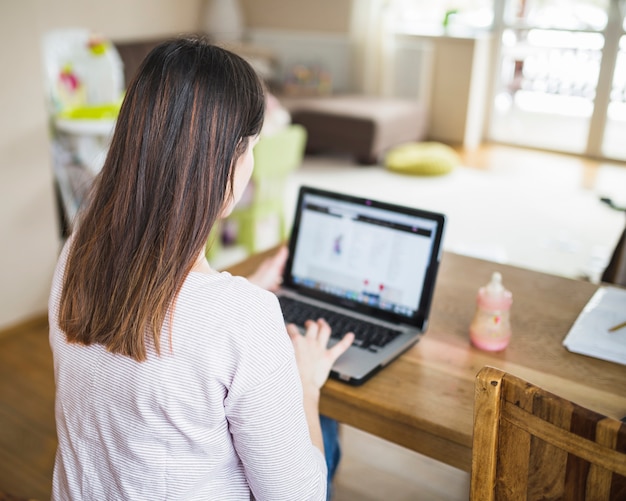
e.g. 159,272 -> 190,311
608,320 -> 626,333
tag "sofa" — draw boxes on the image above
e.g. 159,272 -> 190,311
282,94 -> 428,165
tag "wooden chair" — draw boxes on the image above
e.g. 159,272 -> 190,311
471,366 -> 626,500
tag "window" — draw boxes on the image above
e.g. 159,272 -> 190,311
387,0 -> 626,161
390,0 -> 494,35
491,0 -> 608,153
603,33 -> 626,160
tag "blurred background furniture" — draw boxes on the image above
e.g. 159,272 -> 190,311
282,94 -> 428,165
42,29 -> 124,236
114,37 -> 167,85
471,366 -> 626,500
228,123 -> 306,252
44,32 -> 306,250
207,123 -> 307,262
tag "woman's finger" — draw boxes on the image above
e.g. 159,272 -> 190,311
315,318 -> 332,346
302,318 -> 328,339
327,332 -> 355,363
286,323 -> 301,341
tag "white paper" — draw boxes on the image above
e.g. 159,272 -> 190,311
562,286 -> 626,365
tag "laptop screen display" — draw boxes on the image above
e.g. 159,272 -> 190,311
285,188 -> 446,327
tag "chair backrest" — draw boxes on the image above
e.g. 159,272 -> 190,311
243,123 -> 307,209
602,224 -> 626,287
252,124 -> 307,181
600,198 -> 626,287
471,366 -> 626,501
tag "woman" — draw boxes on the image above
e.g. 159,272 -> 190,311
49,37 -> 353,500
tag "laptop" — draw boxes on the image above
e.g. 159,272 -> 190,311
277,186 -> 446,385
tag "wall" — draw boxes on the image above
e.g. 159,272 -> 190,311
0,0 -> 204,330
241,0 -> 354,92
426,34 -> 491,147
240,0 -> 352,34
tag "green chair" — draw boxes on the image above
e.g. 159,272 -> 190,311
206,124 -> 307,260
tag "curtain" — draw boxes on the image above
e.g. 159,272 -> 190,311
349,0 -> 395,96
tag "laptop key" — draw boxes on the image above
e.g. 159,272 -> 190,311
278,296 -> 402,350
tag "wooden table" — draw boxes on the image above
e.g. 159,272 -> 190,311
229,248 -> 626,472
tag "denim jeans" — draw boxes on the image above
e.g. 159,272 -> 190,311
320,415 -> 340,501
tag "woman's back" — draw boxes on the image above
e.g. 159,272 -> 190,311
49,241 -> 327,500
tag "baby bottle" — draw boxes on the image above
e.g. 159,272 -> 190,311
469,272 -> 512,351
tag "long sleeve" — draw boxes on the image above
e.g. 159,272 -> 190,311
223,289 -> 327,501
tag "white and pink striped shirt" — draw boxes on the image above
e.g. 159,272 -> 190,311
49,242 -> 327,500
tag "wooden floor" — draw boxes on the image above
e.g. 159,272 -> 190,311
333,428 -> 469,500
1,143 -> 623,500
0,317 -> 55,500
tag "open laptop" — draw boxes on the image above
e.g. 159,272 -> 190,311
277,186 -> 446,385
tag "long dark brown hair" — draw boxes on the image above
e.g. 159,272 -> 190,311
58,37 -> 265,361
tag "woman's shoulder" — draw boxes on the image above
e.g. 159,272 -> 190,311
185,271 -> 276,303
179,271 -> 282,325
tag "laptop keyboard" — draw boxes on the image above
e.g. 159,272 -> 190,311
278,296 -> 402,352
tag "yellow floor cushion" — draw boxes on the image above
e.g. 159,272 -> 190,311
385,142 -> 459,176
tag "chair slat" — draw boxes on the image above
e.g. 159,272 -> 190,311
471,366 -> 504,501
471,367 -> 626,501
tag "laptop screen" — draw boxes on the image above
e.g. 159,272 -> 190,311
284,187 -> 446,329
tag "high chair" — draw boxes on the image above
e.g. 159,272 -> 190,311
42,29 -> 124,234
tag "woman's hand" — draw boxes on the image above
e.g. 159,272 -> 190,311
247,246 -> 288,292
286,319 -> 355,394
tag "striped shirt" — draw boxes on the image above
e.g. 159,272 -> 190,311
49,242 -> 327,500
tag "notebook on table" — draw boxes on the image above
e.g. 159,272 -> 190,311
277,186 -> 446,385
